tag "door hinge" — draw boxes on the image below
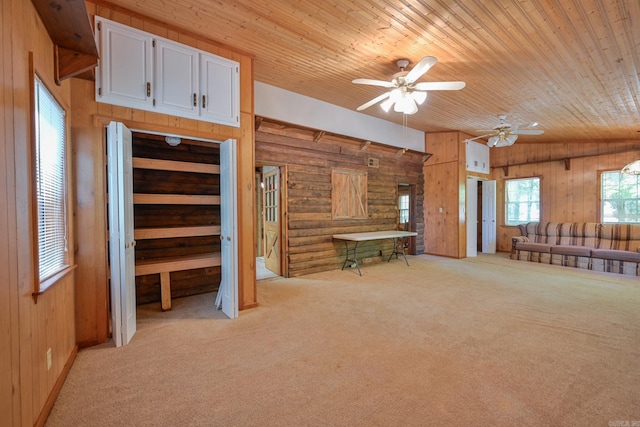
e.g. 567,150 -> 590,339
97,21 -> 101,31
98,87 -> 102,96
152,40 -> 156,48
153,99 -> 156,106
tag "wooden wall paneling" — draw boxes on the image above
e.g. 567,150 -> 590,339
71,78 -> 109,347
491,141 -> 640,251
1,0 -> 18,422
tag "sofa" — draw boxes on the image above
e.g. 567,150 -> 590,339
511,222 -> 640,276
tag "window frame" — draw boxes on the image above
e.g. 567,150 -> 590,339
30,57 -> 75,300
598,169 -> 640,224
504,176 -> 541,226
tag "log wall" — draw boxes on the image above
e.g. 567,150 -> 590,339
256,119 -> 425,277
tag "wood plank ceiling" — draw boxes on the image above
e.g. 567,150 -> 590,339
101,0 -> 640,144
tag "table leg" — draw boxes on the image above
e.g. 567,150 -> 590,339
341,241 -> 362,276
387,237 -> 409,266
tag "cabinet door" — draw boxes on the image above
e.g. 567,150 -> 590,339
95,18 -> 153,110
200,53 -> 240,127
155,39 -> 199,117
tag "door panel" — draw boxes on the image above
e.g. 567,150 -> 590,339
107,121 -> 136,346
218,139 -> 238,318
263,168 -> 280,275
482,180 -> 497,254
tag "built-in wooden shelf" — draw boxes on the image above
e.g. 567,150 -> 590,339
31,0 -> 98,83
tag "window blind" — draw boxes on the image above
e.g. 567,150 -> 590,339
35,76 -> 68,281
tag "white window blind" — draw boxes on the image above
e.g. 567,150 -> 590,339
34,76 -> 68,282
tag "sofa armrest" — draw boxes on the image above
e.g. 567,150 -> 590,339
511,236 -> 529,254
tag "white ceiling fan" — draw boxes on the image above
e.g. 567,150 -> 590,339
352,56 -> 466,115
467,115 -> 544,147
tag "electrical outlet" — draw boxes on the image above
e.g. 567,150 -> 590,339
46,348 -> 52,370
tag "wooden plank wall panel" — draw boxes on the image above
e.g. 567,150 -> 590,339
256,120 -> 425,277
1,0 -> 17,423
424,132 -> 463,258
2,0 -> 79,424
492,141 -> 640,251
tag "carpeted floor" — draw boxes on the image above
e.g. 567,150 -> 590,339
46,254 -> 640,426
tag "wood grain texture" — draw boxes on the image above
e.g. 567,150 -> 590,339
256,118 -> 425,277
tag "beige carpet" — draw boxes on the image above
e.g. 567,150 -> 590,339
46,254 -> 640,426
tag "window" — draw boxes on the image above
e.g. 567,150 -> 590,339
505,177 -> 540,225
601,171 -> 640,223
331,169 -> 368,219
33,75 -> 70,290
398,194 -> 409,224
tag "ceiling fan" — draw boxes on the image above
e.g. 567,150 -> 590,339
352,56 -> 466,115
467,115 -> 544,147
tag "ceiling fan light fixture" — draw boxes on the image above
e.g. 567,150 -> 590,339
621,159 -> 640,175
411,91 -> 427,105
380,98 -> 394,112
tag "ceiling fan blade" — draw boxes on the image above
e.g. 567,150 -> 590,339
465,133 -> 495,143
515,122 -> 540,129
414,81 -> 466,91
352,78 -> 395,88
512,129 -> 544,135
405,56 -> 437,83
356,92 -> 391,111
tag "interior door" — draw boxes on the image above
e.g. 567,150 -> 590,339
107,122 -> 136,347
263,168 -> 280,275
482,180 -> 497,254
217,139 -> 238,319
466,178 -> 478,257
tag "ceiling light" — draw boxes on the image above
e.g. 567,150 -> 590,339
487,134 -> 518,148
411,91 -> 427,105
621,160 -> 640,175
165,136 -> 181,146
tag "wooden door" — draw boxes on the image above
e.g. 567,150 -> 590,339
263,168 -> 280,275
107,122 -> 136,346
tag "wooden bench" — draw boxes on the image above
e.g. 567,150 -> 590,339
135,252 -> 222,311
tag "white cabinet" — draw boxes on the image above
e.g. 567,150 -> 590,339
466,140 -> 490,174
95,18 -> 153,111
200,53 -> 239,127
155,39 -> 199,117
95,17 -> 240,128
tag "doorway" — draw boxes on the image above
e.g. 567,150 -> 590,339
397,183 -> 417,254
255,165 -> 286,279
466,178 -> 497,257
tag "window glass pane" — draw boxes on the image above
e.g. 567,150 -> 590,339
505,177 -> 540,225
35,76 -> 68,282
601,171 -> 640,223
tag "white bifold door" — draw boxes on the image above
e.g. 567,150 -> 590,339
107,122 -> 136,346
216,139 -> 238,318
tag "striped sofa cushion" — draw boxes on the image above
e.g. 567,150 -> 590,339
599,224 -> 640,251
557,222 -> 602,248
523,222 -> 560,244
